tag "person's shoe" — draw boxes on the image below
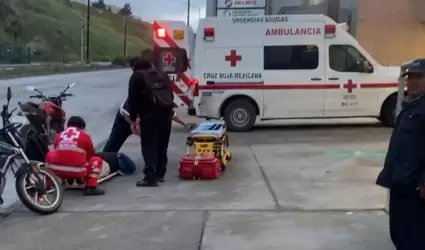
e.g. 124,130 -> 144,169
83,187 -> 105,196
156,175 -> 165,183
136,179 -> 158,187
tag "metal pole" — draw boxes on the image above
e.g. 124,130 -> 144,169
186,0 -> 190,26
80,21 -> 84,63
395,76 -> 405,119
327,0 -> 340,22
123,15 -> 128,58
86,0 -> 90,64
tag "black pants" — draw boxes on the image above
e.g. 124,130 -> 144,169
389,187 -> 425,250
102,113 -> 132,153
140,114 -> 172,182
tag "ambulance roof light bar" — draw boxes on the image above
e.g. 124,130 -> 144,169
203,27 -> 215,42
325,24 -> 336,38
156,28 -> 166,39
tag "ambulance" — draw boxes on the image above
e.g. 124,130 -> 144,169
151,14 -> 401,132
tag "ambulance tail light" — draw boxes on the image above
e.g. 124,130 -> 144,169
191,78 -> 199,96
325,24 -> 336,38
203,27 -> 215,42
156,28 -> 167,39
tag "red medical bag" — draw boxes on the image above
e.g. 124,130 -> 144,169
179,156 -> 221,180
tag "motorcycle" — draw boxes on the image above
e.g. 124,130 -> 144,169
0,87 -> 64,215
19,82 -> 76,145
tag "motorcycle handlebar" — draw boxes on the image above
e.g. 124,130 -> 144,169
29,95 -> 44,99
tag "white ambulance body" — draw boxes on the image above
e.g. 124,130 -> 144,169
151,15 -> 400,132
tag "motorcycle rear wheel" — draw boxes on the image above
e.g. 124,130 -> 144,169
15,166 -> 64,215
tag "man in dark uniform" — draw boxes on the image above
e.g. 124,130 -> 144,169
376,58 -> 425,250
102,56 -> 194,153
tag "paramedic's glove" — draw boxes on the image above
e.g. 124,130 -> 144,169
185,123 -> 196,131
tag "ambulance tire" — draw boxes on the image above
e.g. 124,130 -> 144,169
379,94 -> 397,127
223,100 -> 256,132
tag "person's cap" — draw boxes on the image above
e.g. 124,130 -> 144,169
402,58 -> 425,76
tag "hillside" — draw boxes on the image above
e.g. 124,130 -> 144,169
0,0 -> 152,62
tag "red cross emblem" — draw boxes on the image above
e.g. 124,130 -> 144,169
343,79 -> 357,93
60,127 -> 80,142
225,50 -> 242,67
163,52 -> 176,66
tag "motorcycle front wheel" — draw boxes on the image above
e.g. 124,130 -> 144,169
15,165 -> 64,215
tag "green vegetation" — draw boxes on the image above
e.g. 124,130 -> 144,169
0,0 -> 152,62
0,63 -> 121,79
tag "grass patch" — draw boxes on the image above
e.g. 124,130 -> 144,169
0,0 -> 152,62
0,64 -> 124,79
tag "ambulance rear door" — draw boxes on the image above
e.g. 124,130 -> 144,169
262,17 -> 326,118
195,17 -> 264,118
152,20 -> 193,108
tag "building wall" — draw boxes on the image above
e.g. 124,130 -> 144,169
356,0 -> 425,65
268,0 -> 358,36
206,0 -> 425,65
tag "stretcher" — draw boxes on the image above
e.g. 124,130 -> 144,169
179,120 -> 232,179
63,171 -> 121,189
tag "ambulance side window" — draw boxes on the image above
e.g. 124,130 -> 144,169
263,45 -> 319,70
329,45 -> 371,73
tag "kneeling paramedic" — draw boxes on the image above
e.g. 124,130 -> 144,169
46,116 -> 105,196
103,96 -> 195,153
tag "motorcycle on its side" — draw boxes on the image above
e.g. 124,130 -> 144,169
0,87 -> 64,215
18,82 -> 76,145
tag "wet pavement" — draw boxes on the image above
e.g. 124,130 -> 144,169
0,71 -> 395,249
0,70 -> 131,210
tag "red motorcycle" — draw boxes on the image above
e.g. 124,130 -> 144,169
18,82 -> 76,145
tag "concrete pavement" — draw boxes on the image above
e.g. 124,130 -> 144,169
1,117 -> 395,249
0,71 -> 395,249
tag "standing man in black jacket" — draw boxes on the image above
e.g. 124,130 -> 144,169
128,57 -> 174,187
376,58 -> 425,250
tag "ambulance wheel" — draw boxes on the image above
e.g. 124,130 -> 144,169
379,94 -> 397,127
223,100 -> 256,132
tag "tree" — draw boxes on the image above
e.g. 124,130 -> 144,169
119,3 -> 132,16
92,0 -> 106,10
4,19 -> 23,45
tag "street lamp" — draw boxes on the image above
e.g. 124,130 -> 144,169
175,0 -> 201,26
86,0 -> 90,63
186,0 -> 190,26
123,15 -> 128,58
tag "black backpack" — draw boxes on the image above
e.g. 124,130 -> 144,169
139,69 -> 174,109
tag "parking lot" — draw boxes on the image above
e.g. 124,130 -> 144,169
0,71 -> 395,250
